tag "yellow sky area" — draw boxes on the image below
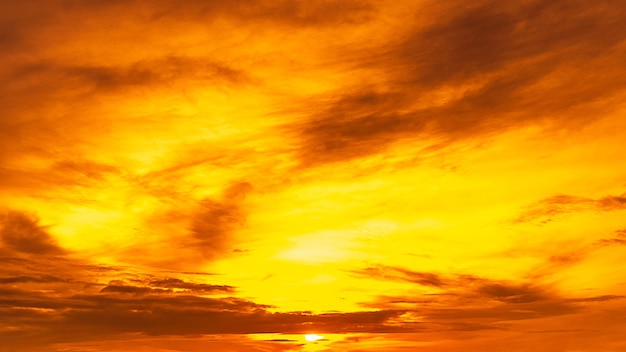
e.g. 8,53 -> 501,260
12,109 -> 622,314
204,115 -> 626,312
2,1 -> 626,351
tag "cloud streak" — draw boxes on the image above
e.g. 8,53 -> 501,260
514,193 -> 626,224
294,0 -> 626,165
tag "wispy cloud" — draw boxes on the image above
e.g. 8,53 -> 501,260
352,262 -> 626,336
293,0 -> 626,165
514,193 -> 626,224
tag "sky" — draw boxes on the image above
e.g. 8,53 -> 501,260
1,0 -> 626,351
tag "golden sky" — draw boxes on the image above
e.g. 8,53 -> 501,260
2,1 -> 626,351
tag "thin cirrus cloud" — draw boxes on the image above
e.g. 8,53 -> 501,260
8,57 -> 252,95
513,193 -> 626,224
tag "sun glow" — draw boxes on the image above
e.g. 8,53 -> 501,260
304,334 -> 324,342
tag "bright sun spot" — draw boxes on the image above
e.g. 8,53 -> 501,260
304,334 -> 324,342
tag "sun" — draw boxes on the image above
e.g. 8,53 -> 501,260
304,334 -> 324,342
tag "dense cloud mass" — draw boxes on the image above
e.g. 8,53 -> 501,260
1,253 -> 624,348
1,0 -> 626,351
0,211 -> 66,255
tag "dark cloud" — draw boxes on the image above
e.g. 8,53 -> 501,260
0,250 -> 411,347
512,226 -> 626,282
355,265 -> 556,308
395,1 -> 625,87
526,329 -> 596,334
100,284 -> 170,295
597,237 -> 626,246
99,277 -> 235,295
50,160 -> 119,183
566,295 -> 626,303
0,0 -> 372,200
424,300 -> 578,322
514,193 -> 626,224
594,227 -> 626,247
0,0 -> 373,58
440,321 -> 504,332
295,0 -> 626,165
352,265 -> 450,288
0,255 -> 76,285
478,283 -> 547,304
1,254 -> 624,350
0,160 -> 120,199
351,264 -> 618,326
597,195 -> 626,210
190,182 -> 253,259
0,58 -> 251,177
545,251 -> 587,268
0,2 -> 59,53
0,276 -> 63,284
1,282 -> 406,348
0,211 -> 66,255
150,278 -> 235,293
363,289 -> 580,326
69,0 -> 374,27
365,295 -> 583,331
7,57 -> 252,96
354,265 -> 553,303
